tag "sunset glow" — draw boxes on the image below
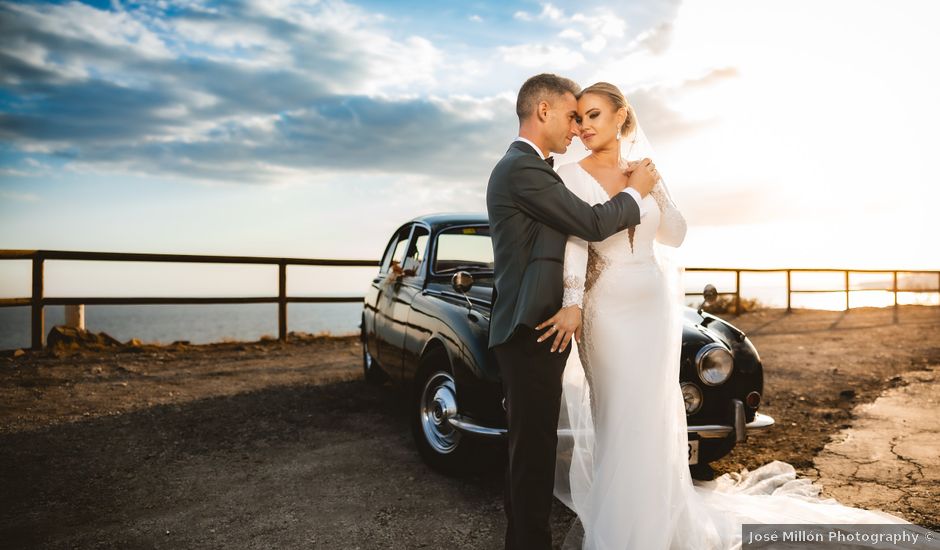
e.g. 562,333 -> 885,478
1,0 -> 937,302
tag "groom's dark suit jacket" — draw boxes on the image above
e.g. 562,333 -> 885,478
486,140 -> 642,349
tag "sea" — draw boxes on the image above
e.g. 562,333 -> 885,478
0,303 -> 363,351
2,272 -> 936,351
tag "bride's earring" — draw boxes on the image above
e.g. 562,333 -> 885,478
616,128 -> 622,141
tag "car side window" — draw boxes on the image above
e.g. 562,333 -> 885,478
379,236 -> 399,274
382,225 -> 413,274
402,227 -> 429,278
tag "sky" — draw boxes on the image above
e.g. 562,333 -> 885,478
1,0 -> 938,298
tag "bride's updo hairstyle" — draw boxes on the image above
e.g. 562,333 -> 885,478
578,82 -> 636,137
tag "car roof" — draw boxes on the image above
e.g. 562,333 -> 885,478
409,212 -> 489,231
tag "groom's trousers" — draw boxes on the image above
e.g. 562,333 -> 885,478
494,324 -> 571,550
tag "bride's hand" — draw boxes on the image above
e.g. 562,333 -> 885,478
623,159 -> 642,174
535,305 -> 582,353
624,158 -> 659,195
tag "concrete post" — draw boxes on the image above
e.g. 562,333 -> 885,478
65,304 -> 85,330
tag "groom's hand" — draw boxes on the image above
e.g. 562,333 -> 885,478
535,305 -> 582,353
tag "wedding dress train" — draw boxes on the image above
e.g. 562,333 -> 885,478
551,161 -> 917,549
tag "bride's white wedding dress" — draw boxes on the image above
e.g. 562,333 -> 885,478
551,161 -> 915,549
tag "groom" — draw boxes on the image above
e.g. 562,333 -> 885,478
486,73 -> 657,549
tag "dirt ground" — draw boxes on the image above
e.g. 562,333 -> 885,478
0,306 -> 937,549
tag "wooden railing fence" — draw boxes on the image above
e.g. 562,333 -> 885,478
2,250 -> 937,350
683,267 -> 940,315
0,250 -> 377,350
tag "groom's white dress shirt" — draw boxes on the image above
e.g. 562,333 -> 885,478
513,136 -> 646,217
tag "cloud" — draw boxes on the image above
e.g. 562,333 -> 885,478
680,66 -> 740,89
0,0 -> 696,190
516,2 -> 627,54
0,0 -> 511,186
0,189 -> 40,201
611,67 -> 740,144
0,155 -> 54,178
0,0 -> 173,89
539,4 -> 565,21
631,21 -> 674,55
39,93 -> 516,186
499,43 -> 585,70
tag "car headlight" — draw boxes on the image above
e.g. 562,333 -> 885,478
681,382 -> 703,415
695,343 -> 734,386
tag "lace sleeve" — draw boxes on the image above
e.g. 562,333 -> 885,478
562,235 -> 588,308
555,163 -> 590,309
651,180 -> 687,247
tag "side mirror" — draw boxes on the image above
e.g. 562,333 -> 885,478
450,271 -> 490,323
451,271 -> 474,294
698,284 -> 718,315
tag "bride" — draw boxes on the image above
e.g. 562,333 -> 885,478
535,82 -> 916,549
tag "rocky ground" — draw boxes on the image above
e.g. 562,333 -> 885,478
708,306 -> 939,530
0,306 -> 937,549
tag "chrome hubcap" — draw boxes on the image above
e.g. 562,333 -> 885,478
362,341 -> 373,371
420,372 -> 460,454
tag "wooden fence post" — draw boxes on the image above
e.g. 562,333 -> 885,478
893,271 -> 899,310
735,270 -> 741,314
278,260 -> 287,342
786,270 -> 792,313
31,253 -> 44,350
844,270 -> 850,311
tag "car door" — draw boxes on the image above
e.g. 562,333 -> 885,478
398,226 -> 434,381
364,229 -> 405,364
380,225 -> 429,380
375,224 -> 414,370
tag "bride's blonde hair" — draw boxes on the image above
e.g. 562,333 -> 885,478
578,82 -> 635,137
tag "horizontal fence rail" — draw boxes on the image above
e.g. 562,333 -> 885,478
0,249 -> 379,350
1,250 -> 938,350
683,267 -> 940,315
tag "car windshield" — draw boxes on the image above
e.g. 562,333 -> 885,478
434,226 -> 494,274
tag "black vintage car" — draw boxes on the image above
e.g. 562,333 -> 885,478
361,213 -> 774,478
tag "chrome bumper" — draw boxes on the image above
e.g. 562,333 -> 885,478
689,399 -> 775,442
449,400 -> 774,442
447,415 -> 508,438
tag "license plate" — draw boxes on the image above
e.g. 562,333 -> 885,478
688,440 -> 699,465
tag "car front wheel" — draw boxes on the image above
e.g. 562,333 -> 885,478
411,348 -> 499,476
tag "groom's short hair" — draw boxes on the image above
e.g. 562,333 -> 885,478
516,73 -> 581,122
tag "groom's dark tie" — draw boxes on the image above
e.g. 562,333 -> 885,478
545,156 -> 554,168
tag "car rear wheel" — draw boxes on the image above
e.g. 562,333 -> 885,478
361,323 -> 386,385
